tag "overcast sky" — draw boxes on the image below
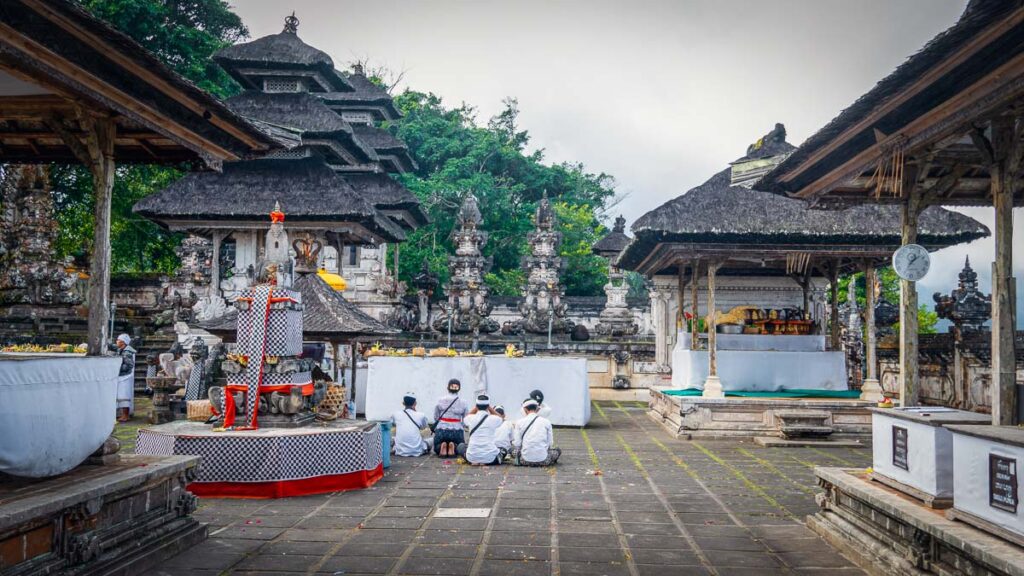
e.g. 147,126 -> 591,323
234,0 -> 1021,325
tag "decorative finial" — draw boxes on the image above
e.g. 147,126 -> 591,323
283,12 -> 299,34
352,62 -> 364,75
613,215 -> 626,233
270,201 -> 285,223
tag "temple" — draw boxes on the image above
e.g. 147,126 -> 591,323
134,13 -> 426,325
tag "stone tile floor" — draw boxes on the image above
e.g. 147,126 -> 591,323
142,401 -> 871,575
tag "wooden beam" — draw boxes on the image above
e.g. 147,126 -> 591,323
861,262 -> 885,402
690,260 -> 700,350
990,115 -> 1020,425
702,260 -> 724,398
78,112 -> 116,356
898,176 -> 923,407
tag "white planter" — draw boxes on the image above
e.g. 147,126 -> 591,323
0,355 -> 120,477
870,407 -> 989,500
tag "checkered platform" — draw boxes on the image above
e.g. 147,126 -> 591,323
237,287 -> 303,358
136,423 -> 383,483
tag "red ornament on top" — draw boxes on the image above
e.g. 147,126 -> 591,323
270,200 -> 285,223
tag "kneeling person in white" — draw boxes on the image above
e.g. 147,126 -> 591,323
513,398 -> 560,466
457,394 -> 503,465
391,393 -> 430,457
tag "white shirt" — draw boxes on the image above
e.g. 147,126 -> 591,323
513,413 -> 553,463
462,412 -> 502,464
519,403 -> 552,421
391,408 -> 428,457
494,420 -> 513,451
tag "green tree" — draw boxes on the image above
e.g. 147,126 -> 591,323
837,267 -> 938,334
49,0 -> 247,273
389,92 -> 616,297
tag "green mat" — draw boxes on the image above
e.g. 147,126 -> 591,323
662,388 -> 862,399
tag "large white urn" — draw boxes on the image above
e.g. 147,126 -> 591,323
0,355 -> 119,477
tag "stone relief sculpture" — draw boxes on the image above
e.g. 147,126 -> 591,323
508,192 -> 574,335
432,194 -> 499,335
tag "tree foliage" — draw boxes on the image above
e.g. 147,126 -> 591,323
389,93 -> 616,297
837,268 -> 938,334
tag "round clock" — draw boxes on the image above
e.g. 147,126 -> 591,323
892,244 -> 931,281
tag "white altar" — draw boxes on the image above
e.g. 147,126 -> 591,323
365,356 -> 590,426
671,332 -> 846,391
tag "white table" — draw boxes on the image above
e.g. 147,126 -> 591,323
365,356 -> 590,426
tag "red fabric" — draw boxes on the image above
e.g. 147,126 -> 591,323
439,417 -> 461,423
225,383 -> 314,395
187,464 -> 384,499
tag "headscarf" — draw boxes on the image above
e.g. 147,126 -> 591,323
475,393 -> 490,408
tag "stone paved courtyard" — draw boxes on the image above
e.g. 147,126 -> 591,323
142,401 -> 871,576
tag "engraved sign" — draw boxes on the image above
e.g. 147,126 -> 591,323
892,426 -> 909,471
989,454 -> 1018,514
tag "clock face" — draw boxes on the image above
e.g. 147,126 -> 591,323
892,244 -> 931,281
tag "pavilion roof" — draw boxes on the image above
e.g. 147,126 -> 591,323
592,218 -> 632,257
0,0 -> 279,165
351,124 -> 417,172
618,165 -> 989,275
213,30 -> 351,92
225,91 -> 375,163
343,172 -> 430,229
133,156 -> 406,242
758,0 -> 1024,205
202,272 -> 394,340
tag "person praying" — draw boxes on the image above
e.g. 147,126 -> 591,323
494,405 -> 513,456
391,393 -> 430,457
114,334 -> 136,423
513,398 -> 561,466
458,394 -> 504,465
519,389 -> 553,420
433,378 -> 467,457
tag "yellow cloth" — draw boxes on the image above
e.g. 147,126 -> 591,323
317,268 -> 347,291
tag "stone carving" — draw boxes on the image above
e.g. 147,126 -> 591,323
841,286 -> 864,387
413,258 -> 438,332
173,235 -> 212,287
934,257 -> 990,334
595,217 -> 639,337
511,192 -> 574,335
0,165 -> 78,306
432,194 -> 499,335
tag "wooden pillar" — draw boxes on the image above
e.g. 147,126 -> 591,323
990,117 -> 1019,425
650,287 -> 671,371
677,261 -> 687,344
861,262 -> 885,402
47,111 -> 118,355
703,261 -> 723,398
690,260 -> 700,350
829,260 -> 840,351
899,189 -> 922,406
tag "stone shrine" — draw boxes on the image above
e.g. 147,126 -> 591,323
934,257 -> 991,334
432,195 -> 498,335
511,193 -> 574,335
593,215 -> 638,337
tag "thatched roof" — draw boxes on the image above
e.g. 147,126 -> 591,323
213,31 -> 351,92
343,173 -> 429,229
351,124 -> 417,172
758,0 -> 1020,197
321,69 -> 400,120
618,163 -> 990,272
202,272 -> 394,340
593,216 -> 631,256
133,156 -> 406,242
225,91 -> 375,162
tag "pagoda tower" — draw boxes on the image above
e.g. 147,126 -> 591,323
514,193 -> 574,335
433,195 -> 498,335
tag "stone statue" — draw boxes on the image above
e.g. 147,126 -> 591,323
413,258 -> 438,332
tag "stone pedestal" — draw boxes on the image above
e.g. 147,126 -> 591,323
0,455 -> 204,576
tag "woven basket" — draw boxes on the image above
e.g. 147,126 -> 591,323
186,400 -> 213,421
319,384 -> 346,413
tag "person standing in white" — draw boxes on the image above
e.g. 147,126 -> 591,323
458,394 -> 503,465
115,334 -> 136,422
513,398 -> 561,466
390,393 -> 430,457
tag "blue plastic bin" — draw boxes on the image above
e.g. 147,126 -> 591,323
377,421 -> 391,469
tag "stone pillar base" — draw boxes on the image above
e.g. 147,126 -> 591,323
702,375 -> 724,398
859,378 -> 884,403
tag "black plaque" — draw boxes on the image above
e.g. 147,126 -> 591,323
989,454 -> 1018,514
892,426 -> 909,471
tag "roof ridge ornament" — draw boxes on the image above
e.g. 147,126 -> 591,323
283,12 -> 299,34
